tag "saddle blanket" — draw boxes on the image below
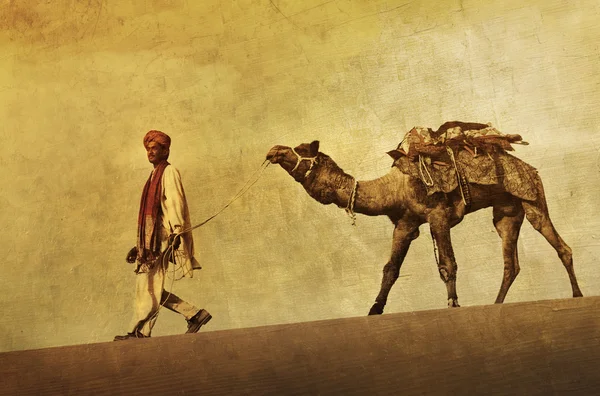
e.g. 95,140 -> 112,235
392,122 -> 538,201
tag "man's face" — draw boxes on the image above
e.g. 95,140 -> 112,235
146,141 -> 169,165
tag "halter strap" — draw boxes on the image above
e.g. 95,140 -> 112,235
291,147 -> 318,178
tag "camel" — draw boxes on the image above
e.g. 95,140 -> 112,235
266,130 -> 583,315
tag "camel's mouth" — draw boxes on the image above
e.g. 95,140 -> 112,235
266,145 -> 288,164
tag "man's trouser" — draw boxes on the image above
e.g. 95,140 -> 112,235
131,253 -> 199,336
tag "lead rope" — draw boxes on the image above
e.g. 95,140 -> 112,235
178,159 -> 271,236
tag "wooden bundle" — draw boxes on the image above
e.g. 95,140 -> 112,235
397,121 -> 528,162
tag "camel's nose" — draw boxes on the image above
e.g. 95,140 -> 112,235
265,150 -> 276,163
266,146 -> 283,163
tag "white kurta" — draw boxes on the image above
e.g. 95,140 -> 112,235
131,164 -> 202,336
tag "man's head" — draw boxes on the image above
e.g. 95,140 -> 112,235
143,130 -> 171,165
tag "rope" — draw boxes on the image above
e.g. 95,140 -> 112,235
345,179 -> 358,226
179,159 -> 271,235
418,155 -> 435,187
446,147 -> 469,207
291,147 -> 317,174
430,226 -> 439,269
139,246 -> 179,331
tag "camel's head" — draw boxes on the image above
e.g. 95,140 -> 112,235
266,141 -> 321,182
266,140 -> 353,205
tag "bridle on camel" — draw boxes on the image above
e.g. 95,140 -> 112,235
291,147 -> 318,178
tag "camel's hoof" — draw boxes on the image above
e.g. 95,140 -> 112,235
368,302 -> 384,315
574,292 -> 583,298
448,299 -> 460,308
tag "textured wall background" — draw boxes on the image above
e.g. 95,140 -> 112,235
0,0 -> 598,352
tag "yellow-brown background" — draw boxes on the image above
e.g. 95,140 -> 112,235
1,0 -> 598,352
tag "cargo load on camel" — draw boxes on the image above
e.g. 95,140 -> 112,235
387,121 -> 539,202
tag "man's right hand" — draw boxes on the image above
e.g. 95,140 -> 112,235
126,247 -> 138,264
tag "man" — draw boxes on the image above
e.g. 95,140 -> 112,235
114,130 -> 211,340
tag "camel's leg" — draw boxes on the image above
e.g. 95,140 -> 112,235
368,220 -> 420,315
522,201 -> 583,297
493,204 -> 525,303
429,212 -> 460,308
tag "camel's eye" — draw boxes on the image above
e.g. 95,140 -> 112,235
293,145 -> 311,156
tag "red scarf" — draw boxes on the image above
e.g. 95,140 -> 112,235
136,160 -> 170,264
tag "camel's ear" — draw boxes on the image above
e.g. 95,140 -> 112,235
387,150 -> 402,161
309,140 -> 320,155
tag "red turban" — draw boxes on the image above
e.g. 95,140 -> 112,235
143,130 -> 171,149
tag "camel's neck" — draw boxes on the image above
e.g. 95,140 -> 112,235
351,169 -> 409,216
302,156 -> 407,216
